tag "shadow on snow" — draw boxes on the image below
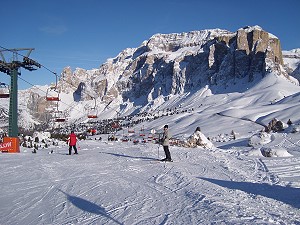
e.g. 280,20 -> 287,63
199,177 -> 300,209
100,151 -> 158,161
58,189 -> 123,225
216,138 -> 249,150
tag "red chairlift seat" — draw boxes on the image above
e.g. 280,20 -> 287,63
0,93 -> 9,98
87,114 -> 98,119
47,96 -> 60,101
55,118 -> 66,122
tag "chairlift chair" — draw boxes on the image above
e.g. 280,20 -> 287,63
87,108 -> 98,118
53,103 -> 66,122
54,111 -> 66,122
0,83 -> 10,98
46,86 -> 60,101
87,98 -> 98,118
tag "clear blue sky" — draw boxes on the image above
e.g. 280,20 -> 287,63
1,0 -> 299,90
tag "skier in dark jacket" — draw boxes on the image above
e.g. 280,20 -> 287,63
67,131 -> 78,155
160,124 -> 172,162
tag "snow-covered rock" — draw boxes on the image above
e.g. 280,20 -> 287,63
185,129 -> 214,149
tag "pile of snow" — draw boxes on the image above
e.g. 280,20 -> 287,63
248,129 -> 294,158
249,131 -> 273,147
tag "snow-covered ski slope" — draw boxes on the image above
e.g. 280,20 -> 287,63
0,136 -> 300,225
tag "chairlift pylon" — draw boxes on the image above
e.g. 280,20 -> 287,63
0,82 -> 10,98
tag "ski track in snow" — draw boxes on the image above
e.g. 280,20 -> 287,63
261,158 -> 300,183
0,140 -> 300,225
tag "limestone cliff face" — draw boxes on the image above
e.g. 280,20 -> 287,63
59,67 -> 103,101
57,26 -> 287,107
21,26 -> 291,125
209,26 -> 285,84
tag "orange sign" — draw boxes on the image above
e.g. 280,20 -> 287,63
0,137 -> 20,153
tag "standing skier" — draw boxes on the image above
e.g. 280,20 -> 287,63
67,131 -> 78,155
160,124 -> 172,162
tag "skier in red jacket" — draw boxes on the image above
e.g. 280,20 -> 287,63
67,131 -> 78,155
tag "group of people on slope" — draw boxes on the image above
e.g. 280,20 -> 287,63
66,125 -> 212,160
65,126 -> 172,159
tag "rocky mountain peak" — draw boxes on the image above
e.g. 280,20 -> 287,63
144,29 -> 233,52
59,26 -> 288,105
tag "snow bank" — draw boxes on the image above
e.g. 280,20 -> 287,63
249,147 -> 293,157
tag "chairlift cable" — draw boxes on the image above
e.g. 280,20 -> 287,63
0,45 -> 114,118
18,76 -> 85,115
0,45 -> 98,100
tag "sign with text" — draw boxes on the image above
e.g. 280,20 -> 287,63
0,137 -> 20,153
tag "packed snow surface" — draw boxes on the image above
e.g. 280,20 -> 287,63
1,131 -> 300,225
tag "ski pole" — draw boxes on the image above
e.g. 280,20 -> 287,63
158,133 -> 161,159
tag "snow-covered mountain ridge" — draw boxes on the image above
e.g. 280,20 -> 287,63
56,25 -> 288,100
1,25 -> 300,131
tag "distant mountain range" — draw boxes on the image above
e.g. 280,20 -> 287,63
1,25 -> 300,131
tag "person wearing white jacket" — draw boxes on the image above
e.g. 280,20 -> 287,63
160,124 -> 172,162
